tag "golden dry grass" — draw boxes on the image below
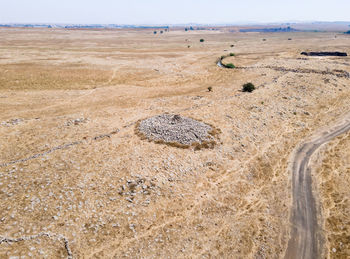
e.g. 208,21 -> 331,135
0,28 -> 349,258
315,132 -> 350,258
0,63 -> 115,90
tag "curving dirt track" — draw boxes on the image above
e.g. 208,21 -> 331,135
285,114 -> 350,259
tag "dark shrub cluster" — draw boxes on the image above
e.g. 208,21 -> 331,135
242,83 -> 255,92
225,63 -> 235,69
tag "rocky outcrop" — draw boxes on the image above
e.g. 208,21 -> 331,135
301,52 -> 347,57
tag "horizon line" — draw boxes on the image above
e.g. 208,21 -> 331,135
1,20 -> 350,27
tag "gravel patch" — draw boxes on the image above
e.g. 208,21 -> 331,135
137,114 -> 217,147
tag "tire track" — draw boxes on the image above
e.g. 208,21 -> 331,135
285,115 -> 350,259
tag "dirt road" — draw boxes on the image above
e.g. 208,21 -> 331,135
285,115 -> 350,259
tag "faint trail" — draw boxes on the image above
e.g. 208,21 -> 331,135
285,115 -> 350,259
0,232 -> 73,259
0,129 -> 119,168
106,68 -> 118,85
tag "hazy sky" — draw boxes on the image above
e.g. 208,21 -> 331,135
1,0 -> 350,24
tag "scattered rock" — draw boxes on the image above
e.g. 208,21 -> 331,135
1,118 -> 23,127
0,232 -> 73,258
65,118 -> 88,126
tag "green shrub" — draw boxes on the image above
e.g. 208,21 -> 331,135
229,53 -> 235,56
208,86 -> 212,92
242,82 -> 255,92
225,63 -> 235,69
200,39 -> 205,42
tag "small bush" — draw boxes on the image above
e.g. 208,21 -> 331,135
200,39 -> 205,42
242,82 -> 255,92
229,53 -> 235,56
230,44 -> 234,47
225,63 -> 235,69
188,45 -> 191,48
262,39 -> 266,41
207,86 -> 212,92
160,31 -> 164,34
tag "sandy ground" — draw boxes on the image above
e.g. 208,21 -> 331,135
0,28 -> 350,258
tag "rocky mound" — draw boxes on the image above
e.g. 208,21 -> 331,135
301,52 -> 347,57
136,114 -> 218,148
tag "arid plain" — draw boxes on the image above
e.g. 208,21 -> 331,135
0,28 -> 350,258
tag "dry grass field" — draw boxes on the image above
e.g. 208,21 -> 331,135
314,132 -> 350,258
0,28 -> 350,258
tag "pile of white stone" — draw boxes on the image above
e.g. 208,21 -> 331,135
138,114 -> 214,146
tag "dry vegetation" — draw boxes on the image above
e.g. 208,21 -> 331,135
314,132 -> 350,258
0,63 -> 113,90
0,28 -> 350,258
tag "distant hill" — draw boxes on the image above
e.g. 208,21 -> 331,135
0,22 -> 349,32
0,23 -> 170,29
239,26 -> 297,33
